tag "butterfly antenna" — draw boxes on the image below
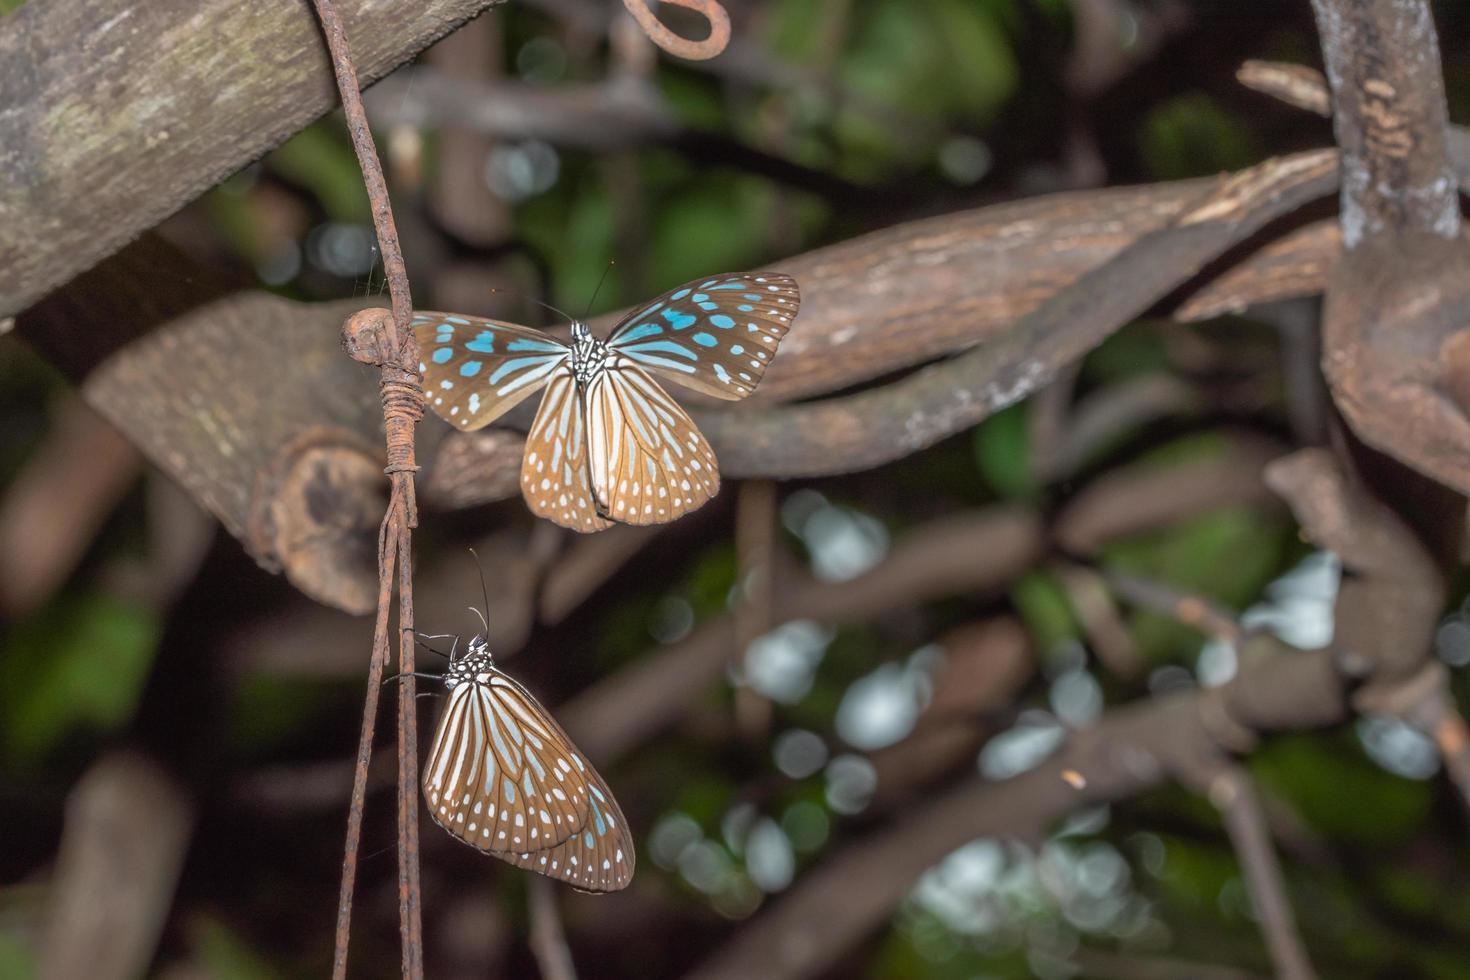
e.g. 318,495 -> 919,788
585,259 -> 615,319
489,287 -> 577,324
467,547 -> 492,636
383,670 -> 447,687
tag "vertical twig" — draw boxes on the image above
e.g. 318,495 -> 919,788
733,480 -> 777,739
1208,765 -> 1318,980
333,526 -> 399,979
528,877 -> 579,980
311,1 -> 425,977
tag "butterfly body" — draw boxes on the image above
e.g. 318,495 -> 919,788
422,636 -> 635,891
567,320 -> 610,385
414,273 -> 799,532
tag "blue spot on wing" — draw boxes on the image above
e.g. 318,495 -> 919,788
620,352 -> 696,374
466,331 -> 497,354
460,360 -> 482,377
507,337 -> 566,353
622,340 -> 697,360
661,309 -> 696,330
692,332 -> 717,347
615,322 -> 664,343
710,314 -> 734,329
488,354 -> 559,385
432,348 -> 453,364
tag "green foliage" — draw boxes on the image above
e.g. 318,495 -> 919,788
1104,505 -> 1287,664
0,593 -> 159,769
1010,572 -> 1080,657
0,933 -> 33,980
1251,735 -> 1432,845
266,126 -> 371,222
972,403 -> 1037,501
1140,92 -> 1261,181
228,675 -> 353,757
189,916 -> 278,980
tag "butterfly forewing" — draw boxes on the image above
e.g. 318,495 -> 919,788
605,273 -> 798,401
414,313 -> 570,430
502,763 -> 635,893
520,365 -> 613,532
584,362 -> 720,524
423,675 -> 592,853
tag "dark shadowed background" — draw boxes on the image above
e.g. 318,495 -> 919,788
4,1 -> 1470,978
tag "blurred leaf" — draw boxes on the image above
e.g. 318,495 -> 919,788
0,0 -> 27,14
228,675 -> 351,756
267,124 -> 370,222
1011,571 -> 1079,655
1103,503 -> 1287,663
648,176 -> 774,288
1140,92 -> 1260,181
657,72 -> 728,132
1081,321 -> 1174,384
842,0 -> 1016,123
1253,735 -> 1431,844
190,916 -> 277,980
0,594 -> 159,768
0,933 -> 32,980
972,403 -> 1036,500
1154,835 -> 1239,913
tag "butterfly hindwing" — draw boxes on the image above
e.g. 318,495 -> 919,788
414,313 -> 570,430
422,678 -> 592,853
605,273 -> 798,401
520,365 -> 614,533
502,756 -> 635,893
583,361 -> 720,524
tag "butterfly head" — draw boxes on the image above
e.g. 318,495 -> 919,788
444,636 -> 495,689
570,320 -> 592,342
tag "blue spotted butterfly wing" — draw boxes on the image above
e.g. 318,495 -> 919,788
413,313 -> 570,430
492,671 -> 635,893
584,363 -> 720,524
605,273 -> 799,400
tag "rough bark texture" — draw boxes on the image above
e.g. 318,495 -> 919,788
17,158 -> 1343,614
19,237 -> 401,612
1305,0 -> 1470,496
0,0 -> 508,317
1309,0 -> 1459,246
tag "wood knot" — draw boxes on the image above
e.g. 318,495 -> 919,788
341,307 -> 397,365
247,428 -> 385,614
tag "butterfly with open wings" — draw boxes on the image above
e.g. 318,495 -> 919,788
414,272 -> 799,532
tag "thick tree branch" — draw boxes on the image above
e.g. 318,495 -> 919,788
1283,2 -> 1470,495
696,149 -> 1337,477
20,158 -> 1334,602
0,0 -> 510,319
1309,0 -> 1459,245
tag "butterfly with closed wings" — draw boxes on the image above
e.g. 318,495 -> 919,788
413,272 -> 799,532
422,632 -> 634,892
